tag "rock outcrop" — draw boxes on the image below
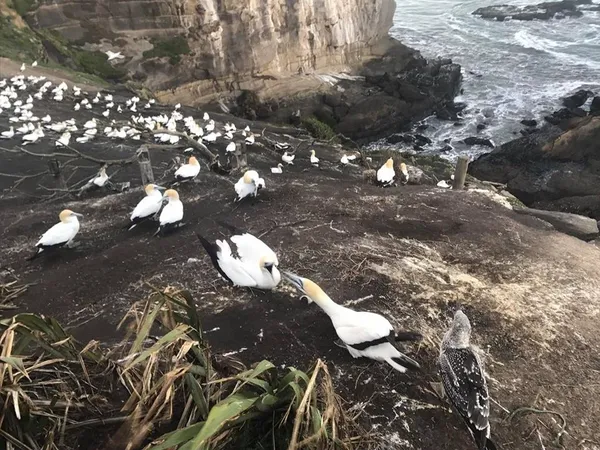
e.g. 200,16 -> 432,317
514,207 -> 599,241
473,0 -> 596,21
470,116 -> 600,219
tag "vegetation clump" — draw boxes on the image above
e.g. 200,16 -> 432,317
143,36 -> 191,65
0,14 -> 44,62
74,50 -> 127,80
301,116 -> 339,142
0,286 -> 363,449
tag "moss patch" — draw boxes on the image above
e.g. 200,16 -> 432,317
74,50 -> 126,80
301,116 -> 339,142
0,13 -> 44,62
7,0 -> 36,17
142,35 -> 190,65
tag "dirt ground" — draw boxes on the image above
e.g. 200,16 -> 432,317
1,75 -> 600,450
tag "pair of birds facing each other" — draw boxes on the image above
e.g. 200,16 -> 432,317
234,170 -> 265,202
128,184 -> 184,236
377,158 -> 409,187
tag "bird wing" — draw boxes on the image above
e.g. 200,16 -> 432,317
214,239 -> 258,286
175,164 -> 198,179
234,180 -> 254,200
439,348 -> 491,440
377,166 -> 395,184
131,195 -> 161,220
37,222 -> 76,247
333,310 -> 393,347
230,233 -> 277,265
159,201 -> 183,225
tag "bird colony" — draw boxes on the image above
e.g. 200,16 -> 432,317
1,69 -> 496,449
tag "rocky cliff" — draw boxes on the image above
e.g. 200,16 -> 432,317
28,0 -> 397,99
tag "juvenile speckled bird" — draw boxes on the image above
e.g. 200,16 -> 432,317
439,310 -> 497,450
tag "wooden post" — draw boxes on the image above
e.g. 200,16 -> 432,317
452,156 -> 469,190
137,145 -> 154,185
235,142 -> 248,171
48,158 -> 66,189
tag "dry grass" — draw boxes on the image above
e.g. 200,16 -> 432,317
0,285 -> 367,450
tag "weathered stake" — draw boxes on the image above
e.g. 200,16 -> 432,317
137,145 -> 154,185
48,158 -> 66,189
452,156 -> 469,190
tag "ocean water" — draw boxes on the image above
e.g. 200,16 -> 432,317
385,0 -> 600,159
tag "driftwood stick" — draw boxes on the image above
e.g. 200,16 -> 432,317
452,156 -> 469,190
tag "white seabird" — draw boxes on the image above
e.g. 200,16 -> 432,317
340,154 -> 349,165
80,166 -> 109,192
245,133 -> 255,145
105,50 -> 124,61
271,163 -> 283,174
399,162 -> 409,185
29,209 -> 83,260
226,141 -> 236,153
196,224 -> 280,289
282,152 -> 295,165
376,158 -> 395,187
1,127 -> 14,139
234,170 -> 265,202
309,149 -> 319,167
55,131 -> 71,147
439,310 -> 497,450
128,184 -> 165,230
174,156 -> 201,183
155,189 -> 184,236
283,272 -> 422,373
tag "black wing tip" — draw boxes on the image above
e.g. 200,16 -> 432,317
485,437 -> 498,450
391,355 -> 422,372
394,331 -> 423,342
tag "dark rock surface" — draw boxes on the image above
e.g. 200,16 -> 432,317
470,116 -> 600,219
473,0 -> 592,21
514,207 -> 599,240
562,89 -> 594,109
521,119 -> 538,127
463,137 -> 494,148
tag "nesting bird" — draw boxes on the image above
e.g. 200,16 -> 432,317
271,163 -> 283,174
282,152 -> 295,165
128,184 -> 165,230
80,166 -> 109,194
197,224 -> 281,289
1,127 -> 14,139
283,272 -> 422,373
174,156 -> 201,183
29,209 -> 83,260
234,170 -> 265,202
377,158 -> 395,186
309,149 -> 319,167
155,189 -> 184,236
439,311 -> 497,450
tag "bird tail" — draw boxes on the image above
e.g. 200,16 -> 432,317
485,438 -> 498,450
27,247 -> 42,261
394,331 -> 423,342
386,352 -> 421,372
196,233 -> 218,258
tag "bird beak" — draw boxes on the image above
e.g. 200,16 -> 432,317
155,185 -> 167,191
73,213 -> 84,218
282,271 -> 305,293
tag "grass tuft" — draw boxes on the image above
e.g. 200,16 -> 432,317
301,116 -> 339,143
142,36 -> 191,65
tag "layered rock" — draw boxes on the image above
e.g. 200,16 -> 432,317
473,0 -> 596,21
470,116 -> 600,219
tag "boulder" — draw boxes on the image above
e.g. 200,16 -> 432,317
477,123 -> 486,130
463,136 -> 494,148
562,89 -> 594,109
521,119 -> 537,127
406,165 -> 435,185
590,96 -> 600,116
514,207 -> 599,241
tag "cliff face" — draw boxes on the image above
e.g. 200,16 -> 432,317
29,0 -> 397,98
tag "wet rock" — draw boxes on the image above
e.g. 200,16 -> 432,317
521,119 -> 538,127
477,123 -> 487,130
416,123 -> 429,131
323,93 -> 342,108
514,207 -> 599,241
438,144 -> 453,153
406,165 -> 435,185
414,134 -> 432,146
562,89 -> 594,109
473,0 -> 590,21
436,108 -> 459,121
544,107 -> 585,126
463,137 -> 494,148
386,134 -> 413,145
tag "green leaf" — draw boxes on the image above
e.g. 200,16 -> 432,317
0,356 -> 29,380
186,393 -> 257,449
310,406 -> 323,435
130,298 -> 165,355
234,360 -> 276,394
256,393 -> 279,412
185,373 -> 209,419
125,324 -> 190,370
146,421 -> 205,450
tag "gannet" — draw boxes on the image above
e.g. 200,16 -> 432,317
282,152 -> 295,165
203,112 -> 210,121
20,63 -> 25,72
439,311 -> 497,450
74,103 -> 80,111
226,141 -> 236,153
271,163 -> 283,174
437,180 -> 451,189
174,156 -> 200,183
105,50 -> 124,61
283,272 -> 422,373
275,142 -> 291,151
105,94 -> 113,101
245,133 -> 255,145
102,110 -> 110,118
29,209 -> 83,260
84,118 -> 97,129
1,127 -> 14,139
56,131 -> 71,147
340,154 -> 349,165
196,224 -> 280,289
205,120 -> 215,132
155,189 -> 184,236
128,184 -> 165,230
377,158 -> 395,187
399,162 -> 409,185
203,131 -> 221,142
21,125 -> 43,145
81,166 -> 109,192
41,114 -> 51,123
309,149 -> 319,167
234,170 -> 264,202
32,61 -> 38,67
